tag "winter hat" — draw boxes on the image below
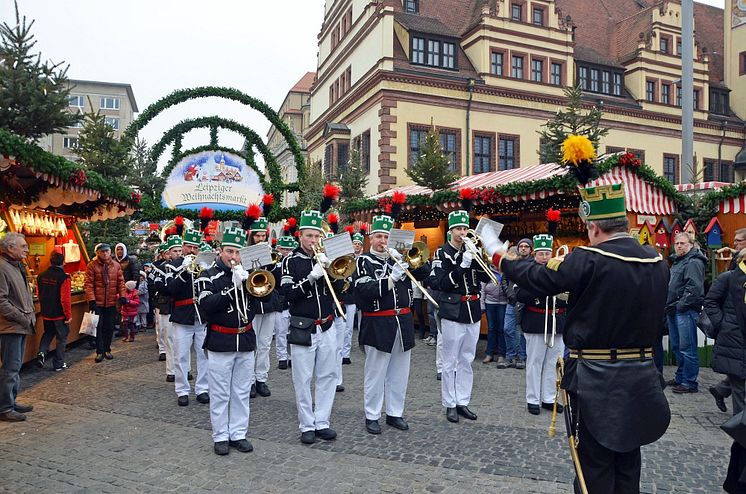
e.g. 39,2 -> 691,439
139,270 -> 146,278
125,280 -> 137,291
517,238 -> 532,249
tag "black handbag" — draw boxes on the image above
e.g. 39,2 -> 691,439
722,410 -> 746,448
697,310 -> 716,339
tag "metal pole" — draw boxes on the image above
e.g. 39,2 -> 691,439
680,0 -> 694,184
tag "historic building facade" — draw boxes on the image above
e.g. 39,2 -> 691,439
306,0 -> 746,195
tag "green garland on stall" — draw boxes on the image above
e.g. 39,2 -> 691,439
0,128 -> 136,204
701,181 -> 746,212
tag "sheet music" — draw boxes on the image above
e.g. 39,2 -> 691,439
475,217 -> 504,239
239,243 -> 273,270
322,232 -> 355,261
388,229 -> 416,250
195,252 -> 216,269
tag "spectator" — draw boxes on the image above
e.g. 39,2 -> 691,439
143,263 -> 156,329
114,243 -> 140,283
504,244 -> 529,369
0,232 -> 36,422
481,267 -> 509,368
36,251 -> 71,372
84,243 -> 126,362
412,283 -> 429,339
136,271 -> 149,332
121,280 -> 140,342
665,232 -> 706,393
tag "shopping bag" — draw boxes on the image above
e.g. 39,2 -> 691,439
79,311 -> 98,337
722,410 -> 746,448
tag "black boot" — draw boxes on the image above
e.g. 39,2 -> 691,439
250,383 -> 257,399
446,407 -> 459,423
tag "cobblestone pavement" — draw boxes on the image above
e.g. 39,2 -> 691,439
0,329 -> 732,493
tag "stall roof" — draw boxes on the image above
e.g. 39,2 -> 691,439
587,166 -> 675,215
676,182 -> 729,193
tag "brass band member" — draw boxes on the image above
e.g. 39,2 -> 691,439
274,236 -> 297,370
152,237 -> 180,381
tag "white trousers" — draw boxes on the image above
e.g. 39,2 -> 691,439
440,319 -> 480,408
154,308 -> 163,352
334,316 -> 346,386
171,322 -> 209,397
252,312 -> 277,384
158,313 -> 175,375
275,309 -> 290,362
342,304 -> 357,358
290,324 -> 338,432
363,334 -> 411,420
206,350 -> 254,442
524,333 -> 565,405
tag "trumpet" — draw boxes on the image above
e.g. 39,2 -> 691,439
392,242 -> 439,309
271,249 -> 282,264
312,243 -> 355,320
463,230 -> 500,285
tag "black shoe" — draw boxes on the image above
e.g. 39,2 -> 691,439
278,360 -> 288,370
14,403 -> 33,413
342,357 -> 351,365
36,352 -> 45,368
166,374 -> 175,382
710,386 -> 728,412
228,439 -> 253,452
54,363 -> 68,372
542,402 -> 563,413
256,381 -> 271,397
527,403 -> 540,415
671,384 -> 698,394
187,372 -> 193,381
315,428 -> 337,441
446,407 -> 459,423
94,354 -> 104,363
456,405 -> 477,420
214,441 -> 229,455
0,410 -> 26,422
436,372 -> 442,381
300,431 -> 316,444
366,419 -> 382,434
250,383 -> 257,399
158,353 -> 166,361
104,352 -> 113,360
385,416 -> 409,430
177,395 -> 189,406
336,385 -> 345,392
665,378 -> 680,387
196,392 -> 210,404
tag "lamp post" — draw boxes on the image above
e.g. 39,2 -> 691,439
680,0 -> 694,184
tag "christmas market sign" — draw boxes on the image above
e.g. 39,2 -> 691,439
161,151 -> 265,212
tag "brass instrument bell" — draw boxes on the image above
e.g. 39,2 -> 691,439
245,269 -> 276,298
401,241 -> 430,269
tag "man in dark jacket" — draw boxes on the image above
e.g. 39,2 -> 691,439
665,232 -> 707,393
36,251 -> 71,372
84,243 -> 126,362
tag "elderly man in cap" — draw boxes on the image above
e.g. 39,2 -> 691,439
0,232 -> 35,421
84,242 -> 126,362
275,236 -> 297,370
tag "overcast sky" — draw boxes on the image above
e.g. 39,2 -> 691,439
0,0 -> 727,172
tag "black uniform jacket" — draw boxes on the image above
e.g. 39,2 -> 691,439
251,262 -> 286,314
149,259 -> 171,315
163,257 -> 200,325
280,247 -> 346,345
501,235 -> 671,453
196,257 -> 256,352
431,241 -> 491,324
515,278 -> 567,335
353,251 -> 430,353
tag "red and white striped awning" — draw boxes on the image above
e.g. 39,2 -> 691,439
675,182 -> 728,193
720,196 -> 746,214
371,184 -> 433,199
587,167 -> 675,215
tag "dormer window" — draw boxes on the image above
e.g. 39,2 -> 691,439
404,0 -> 418,13
410,35 -> 457,70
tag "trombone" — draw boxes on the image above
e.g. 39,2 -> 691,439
244,258 -> 276,298
463,230 -> 500,285
543,245 -> 568,348
229,259 -> 250,324
392,241 -> 439,309
183,254 -> 211,325
312,242 -> 356,321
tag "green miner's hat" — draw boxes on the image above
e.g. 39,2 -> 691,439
250,217 -> 268,232
277,236 -> 297,249
155,243 -> 165,254
199,242 -> 213,253
183,229 -> 203,246
533,234 -> 553,252
352,233 -> 364,244
448,210 -> 470,230
166,235 -> 182,250
579,183 -> 626,221
371,215 -> 393,234
299,210 -> 324,232
221,227 -> 247,249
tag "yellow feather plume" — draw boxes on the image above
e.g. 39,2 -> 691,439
562,134 -> 596,166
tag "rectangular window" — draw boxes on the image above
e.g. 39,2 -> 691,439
646,81 -> 656,102
104,116 -> 120,130
100,97 -> 120,110
404,0 -> 418,13
63,136 -> 79,149
409,127 -> 428,167
511,3 -> 522,21
532,7 -> 544,26
474,135 -> 492,173
531,59 -> 543,82
550,63 -> 562,85
740,51 -> 746,76
337,143 -> 349,176
498,136 -> 518,170
324,145 -> 333,179
68,120 -> 83,129
345,67 -> 352,91
442,42 -> 455,69
578,66 -> 588,89
68,95 -> 84,108
661,84 -> 670,105
427,39 -> 440,66
411,37 -> 425,64
663,155 -> 678,184
361,130 -> 371,173
601,71 -> 610,94
590,69 -> 599,92
491,52 -> 504,76
606,146 -> 625,154
511,55 -> 524,79
693,89 -> 700,110
677,39 -> 682,56
612,73 -> 622,96
329,85 -> 335,105
710,90 -> 728,115
439,131 -> 458,172
703,159 -> 717,182
660,37 -> 669,54
676,85 -> 682,106
721,161 -> 734,183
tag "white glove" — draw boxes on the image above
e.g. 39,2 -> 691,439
180,257 -> 192,270
460,250 -> 473,269
387,247 -> 403,261
308,262 -> 325,283
232,265 -> 249,285
316,253 -> 330,268
480,226 -> 509,257
390,262 -> 408,281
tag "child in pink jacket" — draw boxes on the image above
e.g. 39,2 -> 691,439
121,280 -> 140,342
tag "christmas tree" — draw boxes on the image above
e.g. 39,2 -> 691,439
406,127 -> 458,191
74,108 -> 134,180
0,2 -> 79,139
538,85 -> 609,164
335,148 -> 368,200
297,158 -> 325,210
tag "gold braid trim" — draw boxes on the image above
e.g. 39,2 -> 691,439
575,246 -> 663,264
